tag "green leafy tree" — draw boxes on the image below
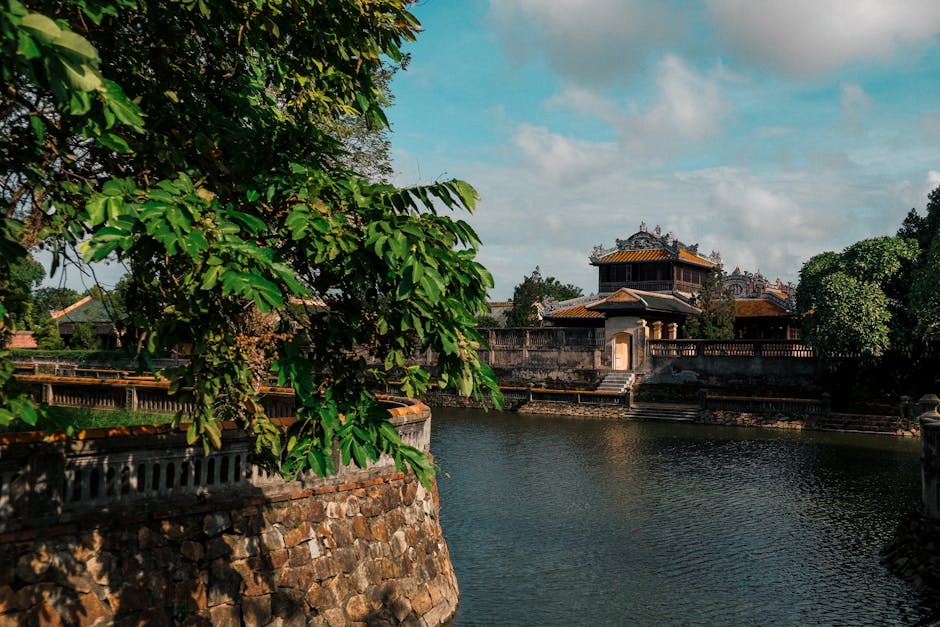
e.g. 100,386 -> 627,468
684,267 -> 735,339
69,320 -> 99,350
1,1 -> 501,484
796,237 -> 919,360
909,236 -> 940,341
32,315 -> 64,350
31,287 -> 80,324
506,266 -> 583,327
7,254 -> 44,326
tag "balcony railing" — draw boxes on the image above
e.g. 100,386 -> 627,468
598,280 -> 700,293
649,340 -> 815,358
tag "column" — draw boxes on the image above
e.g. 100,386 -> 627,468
666,322 -> 678,340
650,321 -> 662,340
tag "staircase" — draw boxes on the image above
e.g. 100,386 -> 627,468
627,402 -> 698,423
595,372 -> 635,393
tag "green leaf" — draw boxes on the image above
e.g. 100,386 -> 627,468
20,13 -> 62,42
97,132 -> 131,153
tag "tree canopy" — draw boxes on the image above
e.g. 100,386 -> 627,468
796,236 -> 919,360
505,266 -> 583,327
683,267 -> 735,340
1,0 -> 501,485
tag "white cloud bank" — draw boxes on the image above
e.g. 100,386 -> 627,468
707,0 -> 940,75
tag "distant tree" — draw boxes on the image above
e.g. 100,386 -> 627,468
909,236 -> 940,341
31,287 -> 81,324
474,314 -> 501,328
69,321 -> 100,350
506,267 -> 583,327
7,254 -> 44,327
897,185 -> 940,252
796,237 -> 919,360
32,316 -> 64,350
684,267 -> 735,339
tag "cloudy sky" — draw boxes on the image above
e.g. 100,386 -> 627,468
387,0 -> 940,299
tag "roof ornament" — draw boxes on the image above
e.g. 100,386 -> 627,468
589,244 -> 605,262
639,221 -> 648,233
654,224 -> 662,236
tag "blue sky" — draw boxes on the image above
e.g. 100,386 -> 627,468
388,0 -> 940,299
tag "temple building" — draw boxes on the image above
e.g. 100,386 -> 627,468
724,268 -> 799,340
538,223 -> 800,371
542,224 -> 716,370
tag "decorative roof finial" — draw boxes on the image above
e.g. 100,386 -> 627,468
639,221 -> 648,233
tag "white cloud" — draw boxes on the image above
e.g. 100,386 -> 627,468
489,0 -> 680,84
627,55 -> 728,147
840,83 -> 872,131
512,124 -> 620,183
707,0 -> 940,75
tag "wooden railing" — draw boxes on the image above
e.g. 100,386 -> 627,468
598,280 -> 700,293
378,381 -> 629,408
649,340 -> 815,358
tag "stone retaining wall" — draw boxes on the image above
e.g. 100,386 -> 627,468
0,398 -> 458,626
0,473 -> 457,626
698,409 -> 918,437
516,401 -> 629,419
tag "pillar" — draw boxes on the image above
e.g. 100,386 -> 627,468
666,322 -> 678,340
920,394 -> 940,519
636,319 -> 648,339
650,321 -> 662,340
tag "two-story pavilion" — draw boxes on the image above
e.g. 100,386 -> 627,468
590,223 -> 717,295
541,224 -> 718,371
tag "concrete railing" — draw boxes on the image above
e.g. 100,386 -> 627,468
0,395 -> 430,534
650,339 -> 815,358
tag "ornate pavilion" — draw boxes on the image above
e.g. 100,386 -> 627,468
539,223 -> 798,371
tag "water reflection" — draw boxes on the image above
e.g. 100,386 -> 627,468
431,408 -> 927,625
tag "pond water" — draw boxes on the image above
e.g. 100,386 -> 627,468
430,408 -> 931,625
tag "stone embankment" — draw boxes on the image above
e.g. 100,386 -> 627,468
0,474 -> 457,626
0,398 -> 458,626
882,514 -> 940,605
699,410 -> 919,437
515,400 -> 629,419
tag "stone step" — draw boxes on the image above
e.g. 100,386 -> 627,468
628,403 -> 698,423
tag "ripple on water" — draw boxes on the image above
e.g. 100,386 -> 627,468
431,409 -> 929,626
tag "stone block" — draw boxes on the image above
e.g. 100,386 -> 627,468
69,591 -> 110,626
344,594 -> 378,622
180,540 -> 204,562
305,583 -> 335,610
370,519 -> 390,543
329,521 -> 354,548
203,537 -> 231,561
222,534 -> 259,560
260,530 -> 284,552
208,603 -> 241,627
265,548 -> 289,570
409,587 -> 432,615
241,595 -> 272,627
270,588 -> 306,621
282,522 -> 310,548
202,512 -> 232,538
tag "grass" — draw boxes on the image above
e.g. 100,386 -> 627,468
3,406 -> 174,434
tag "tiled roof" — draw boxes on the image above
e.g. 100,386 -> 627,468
677,249 -> 717,267
734,299 -> 790,318
51,295 -> 94,320
595,248 -> 716,267
54,297 -> 112,324
587,288 -> 699,315
7,331 -> 37,349
596,250 -> 671,263
543,305 -> 605,319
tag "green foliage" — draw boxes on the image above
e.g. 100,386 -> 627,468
6,254 -> 44,326
909,236 -> 940,341
684,267 -> 735,339
506,266 -> 583,327
69,320 -> 99,349
31,287 -> 80,324
475,314 -> 501,328
32,316 -> 64,350
796,237 -> 919,360
1,0 -> 501,487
